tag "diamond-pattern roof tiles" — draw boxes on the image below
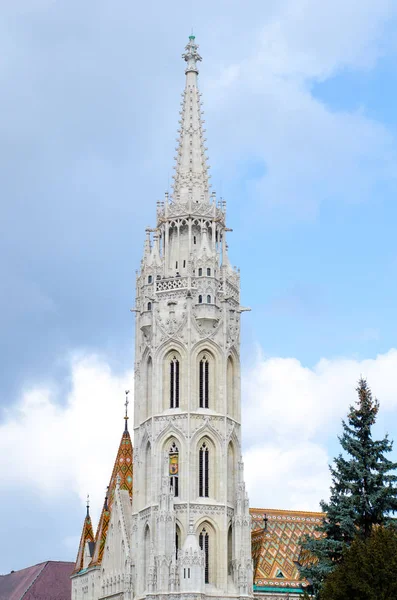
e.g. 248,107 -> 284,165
72,508 -> 94,574
89,426 -> 133,567
250,508 -> 323,593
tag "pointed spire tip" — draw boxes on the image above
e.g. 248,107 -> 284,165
124,390 -> 130,432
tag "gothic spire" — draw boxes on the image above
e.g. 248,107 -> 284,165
72,494 -> 95,574
89,408 -> 133,567
172,35 -> 210,204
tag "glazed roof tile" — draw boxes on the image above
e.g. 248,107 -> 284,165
89,427 -> 133,568
250,507 -> 323,593
72,509 -> 94,574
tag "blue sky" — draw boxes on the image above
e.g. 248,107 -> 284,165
1,0 -> 397,574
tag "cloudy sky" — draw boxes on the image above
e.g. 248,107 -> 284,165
1,0 -> 397,574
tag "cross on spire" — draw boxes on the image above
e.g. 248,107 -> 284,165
86,493 -> 90,517
124,390 -> 130,432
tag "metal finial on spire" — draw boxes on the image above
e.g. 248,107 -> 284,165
124,390 -> 130,431
263,513 -> 268,531
182,35 -> 202,74
86,494 -> 90,517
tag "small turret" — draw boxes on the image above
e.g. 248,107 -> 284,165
89,395 -> 133,567
179,518 -> 205,593
73,494 -> 95,574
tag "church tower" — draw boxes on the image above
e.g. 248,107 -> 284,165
131,35 -> 253,600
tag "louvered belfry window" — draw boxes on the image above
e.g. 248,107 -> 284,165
199,527 -> 209,583
170,356 -> 179,408
199,356 -> 209,408
199,442 -> 209,497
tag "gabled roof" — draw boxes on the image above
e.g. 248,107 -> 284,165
72,506 -> 94,574
250,508 -> 323,595
89,425 -> 133,568
0,561 -> 73,600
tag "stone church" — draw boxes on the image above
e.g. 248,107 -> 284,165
71,36 -> 322,600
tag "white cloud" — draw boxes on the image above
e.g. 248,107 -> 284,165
256,0 -> 397,80
0,353 -> 133,523
205,0 -> 397,215
245,442 -> 330,511
242,348 -> 397,510
1,347 -> 397,520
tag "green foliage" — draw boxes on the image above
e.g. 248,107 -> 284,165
299,379 -> 397,598
321,526 -> 397,600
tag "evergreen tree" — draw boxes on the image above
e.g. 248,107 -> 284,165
321,526 -> 397,600
299,378 -> 397,598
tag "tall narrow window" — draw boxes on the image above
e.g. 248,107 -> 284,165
198,295 -> 203,304
146,357 -> 153,419
169,442 -> 179,497
207,268 -> 211,276
206,295 -> 211,304
194,236 -> 197,245
198,268 -> 202,276
199,442 -> 209,497
170,356 -> 180,408
199,527 -> 209,583
147,302 -> 152,311
228,525 -> 233,574
199,356 -> 209,408
144,525 -> 150,588
227,356 -> 234,417
148,275 -> 153,284
145,443 -> 151,504
227,442 -> 235,503
175,527 -> 179,560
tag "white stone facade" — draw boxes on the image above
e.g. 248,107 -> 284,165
72,35 -> 253,600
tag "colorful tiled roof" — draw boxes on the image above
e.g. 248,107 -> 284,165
89,424 -> 133,567
0,561 -> 74,600
250,508 -> 323,595
72,505 -> 95,574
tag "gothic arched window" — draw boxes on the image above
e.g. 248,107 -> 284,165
199,527 -> 209,583
207,267 -> 211,276
198,295 -> 203,304
199,355 -> 209,408
228,524 -> 233,574
145,442 -> 151,504
169,441 -> 179,497
227,442 -> 235,503
206,295 -> 211,304
198,267 -> 203,276
170,356 -> 180,408
175,524 -> 181,561
144,525 -> 150,589
199,442 -> 209,497
147,301 -> 152,311
146,356 -> 153,419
